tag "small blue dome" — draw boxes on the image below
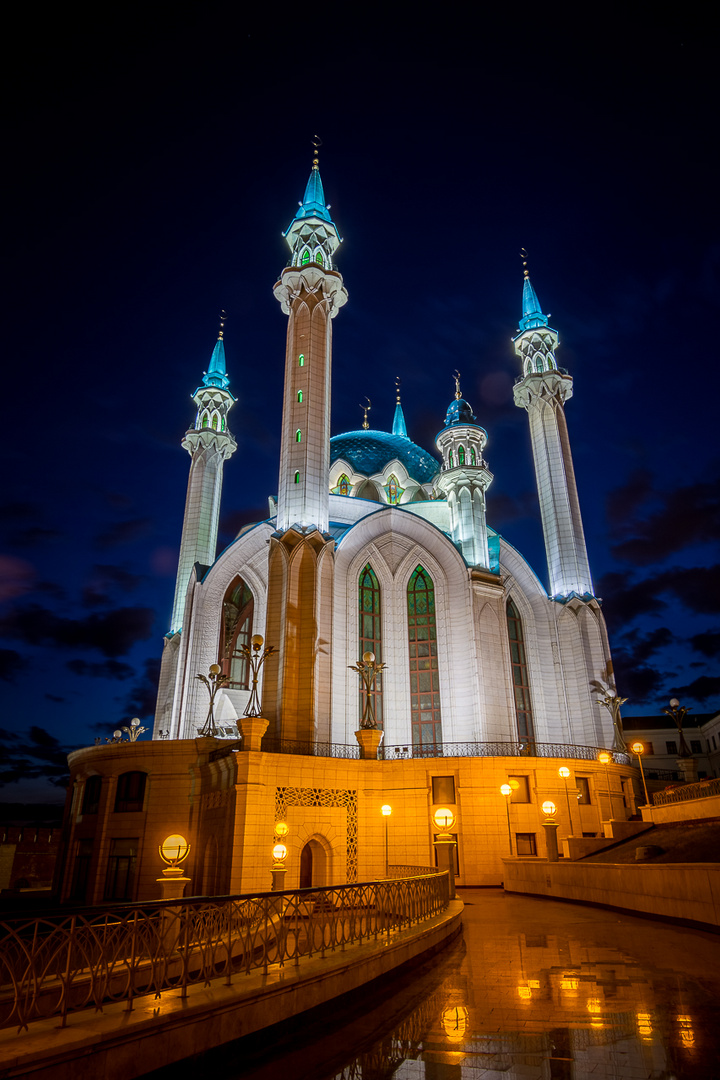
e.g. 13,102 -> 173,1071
443,398 -> 477,427
330,430 -> 440,485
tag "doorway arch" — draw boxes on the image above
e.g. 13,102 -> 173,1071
299,838 -> 329,888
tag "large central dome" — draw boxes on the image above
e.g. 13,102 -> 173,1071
330,429 -> 439,485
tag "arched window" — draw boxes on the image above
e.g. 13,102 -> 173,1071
470,446 -> 476,465
221,416 -> 226,431
295,470 -> 300,483
114,772 -> 147,812
506,599 -> 535,748
301,249 -> 310,265
458,445 -> 465,465
407,566 -> 442,750
81,775 -> 101,815
358,564 -> 383,729
315,249 -> 324,265
296,429 -> 302,442
338,473 -> 350,496
297,390 -> 303,403
221,576 -> 254,689
201,413 -> 209,429
211,413 -> 218,431
449,449 -> 454,468
298,354 -> 305,367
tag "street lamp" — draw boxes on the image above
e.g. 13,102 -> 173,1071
350,652 -> 387,729
196,663 -> 228,737
558,767 -> 575,834
271,821 -> 289,891
631,742 -> 650,806
598,751 -> 616,819
662,697 -> 691,758
500,784 -> 513,855
158,833 -> 191,899
239,635 -> 276,718
541,800 -> 560,861
381,804 -> 392,877
432,807 -> 457,899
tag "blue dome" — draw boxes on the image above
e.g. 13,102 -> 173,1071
330,430 -> 440,485
443,398 -> 477,427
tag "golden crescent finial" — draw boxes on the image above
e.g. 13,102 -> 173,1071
520,247 -> 529,279
360,396 -> 371,430
311,134 -> 322,170
453,369 -> 462,400
395,376 -> 401,404
218,309 -> 227,340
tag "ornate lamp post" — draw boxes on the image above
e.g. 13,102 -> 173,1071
196,664 -> 228,737
349,651 -> 387,729
541,800 -> 560,861
432,806 -> 457,899
238,635 -> 277,717
591,681 -> 628,753
157,833 -> 191,900
662,697 -> 691,758
121,717 -> 148,742
631,742 -> 650,806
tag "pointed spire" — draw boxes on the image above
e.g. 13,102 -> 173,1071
360,397 -> 371,430
392,376 -> 408,437
201,311 -> 231,391
518,249 -> 550,331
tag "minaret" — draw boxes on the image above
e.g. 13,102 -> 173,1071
263,147 -> 347,743
169,315 -> 236,632
435,372 -> 493,568
392,377 -> 408,437
512,257 -> 593,599
273,145 -> 348,533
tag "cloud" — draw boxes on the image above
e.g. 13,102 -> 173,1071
608,476 -> 720,565
598,565 -> 720,631
0,604 -> 155,657
82,564 -> 143,607
0,726 -> 73,788
668,675 -> 720,704
0,648 -> 26,682
66,658 -> 135,680
95,518 -> 152,550
690,629 -> 720,659
122,657 -> 161,721
0,556 -> 35,602
45,693 -> 66,703
609,627 -> 675,704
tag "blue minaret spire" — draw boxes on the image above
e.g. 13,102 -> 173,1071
392,377 -> 408,437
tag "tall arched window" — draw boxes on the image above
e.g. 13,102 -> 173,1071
506,599 -> 535,748
297,390 -> 303,403
301,249 -> 310,265
358,565 -> 383,729
315,249 -> 324,265
449,449 -> 454,468
458,445 -> 465,465
407,566 -> 442,750
220,576 -> 254,689
296,429 -> 302,442
470,446 -> 476,465
298,354 -> 305,367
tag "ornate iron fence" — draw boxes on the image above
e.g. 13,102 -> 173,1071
263,738 -> 361,759
0,871 -> 449,1033
653,776 -> 720,806
379,741 -> 630,765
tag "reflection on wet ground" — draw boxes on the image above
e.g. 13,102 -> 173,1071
179,889 -> 720,1080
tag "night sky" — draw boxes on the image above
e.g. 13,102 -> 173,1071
2,13 -> 718,803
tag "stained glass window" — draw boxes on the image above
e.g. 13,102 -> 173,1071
301,249 -> 310,265
221,576 -> 254,689
221,416 -> 226,431
295,470 -> 300,483
338,474 -> 350,495
212,414 -> 218,430
407,566 -> 442,749
470,446 -> 476,465
316,250 -> 323,265
506,599 -> 535,748
358,565 -> 383,729
449,449 -> 454,468
298,354 -> 304,367
296,429 -> 302,442
202,414 -> 209,429
458,445 -> 465,465
297,390 -> 303,403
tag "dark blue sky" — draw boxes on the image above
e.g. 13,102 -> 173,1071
2,12 -> 718,802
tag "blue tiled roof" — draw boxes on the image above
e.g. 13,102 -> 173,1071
330,430 -> 440,484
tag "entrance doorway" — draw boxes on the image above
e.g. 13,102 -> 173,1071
299,838 -> 328,888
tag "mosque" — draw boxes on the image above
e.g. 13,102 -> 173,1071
62,155 -> 636,904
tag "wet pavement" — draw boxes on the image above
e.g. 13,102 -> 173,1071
164,889 -> 720,1079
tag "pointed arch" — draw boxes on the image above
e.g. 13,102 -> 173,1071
458,445 -> 465,465
448,449 -> 454,468
470,446 -> 476,465
506,598 -> 535,748
358,564 -> 383,729
301,248 -> 311,265
297,389 -> 303,403
296,429 -> 302,443
407,565 -> 442,749
220,575 -> 254,688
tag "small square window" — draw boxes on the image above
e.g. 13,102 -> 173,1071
515,833 -> 537,856
575,777 -> 591,805
666,741 -> 678,755
432,776 -> 456,804
508,776 -> 530,803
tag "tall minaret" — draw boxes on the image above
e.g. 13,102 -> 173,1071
512,257 -> 593,599
263,148 -> 347,743
435,372 -> 494,568
273,144 -> 348,532
169,316 -> 236,632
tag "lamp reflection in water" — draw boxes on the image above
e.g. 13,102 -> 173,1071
441,1004 -> 469,1042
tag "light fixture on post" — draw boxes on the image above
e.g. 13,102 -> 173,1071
196,663 -> 228,738
381,804 -> 392,878
235,635 -> 276,750
500,784 -> 513,856
432,806 -> 457,900
271,821 -> 289,891
631,742 -> 650,807
597,752 -> 616,820
541,800 -> 560,861
558,767 -> 575,835
351,652 -> 387,760
158,833 -> 191,900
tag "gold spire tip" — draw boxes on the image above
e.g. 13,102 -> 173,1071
395,376 -> 401,404
453,369 -> 462,400
218,309 -> 227,340
520,247 -> 529,278
360,396 -> 371,430
311,134 -> 322,170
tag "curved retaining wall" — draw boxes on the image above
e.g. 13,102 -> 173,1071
0,901 -> 463,1080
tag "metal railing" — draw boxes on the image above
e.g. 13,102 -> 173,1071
263,738 -> 361,759
379,741 -> 630,765
0,871 -> 449,1033
653,776 -> 720,806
